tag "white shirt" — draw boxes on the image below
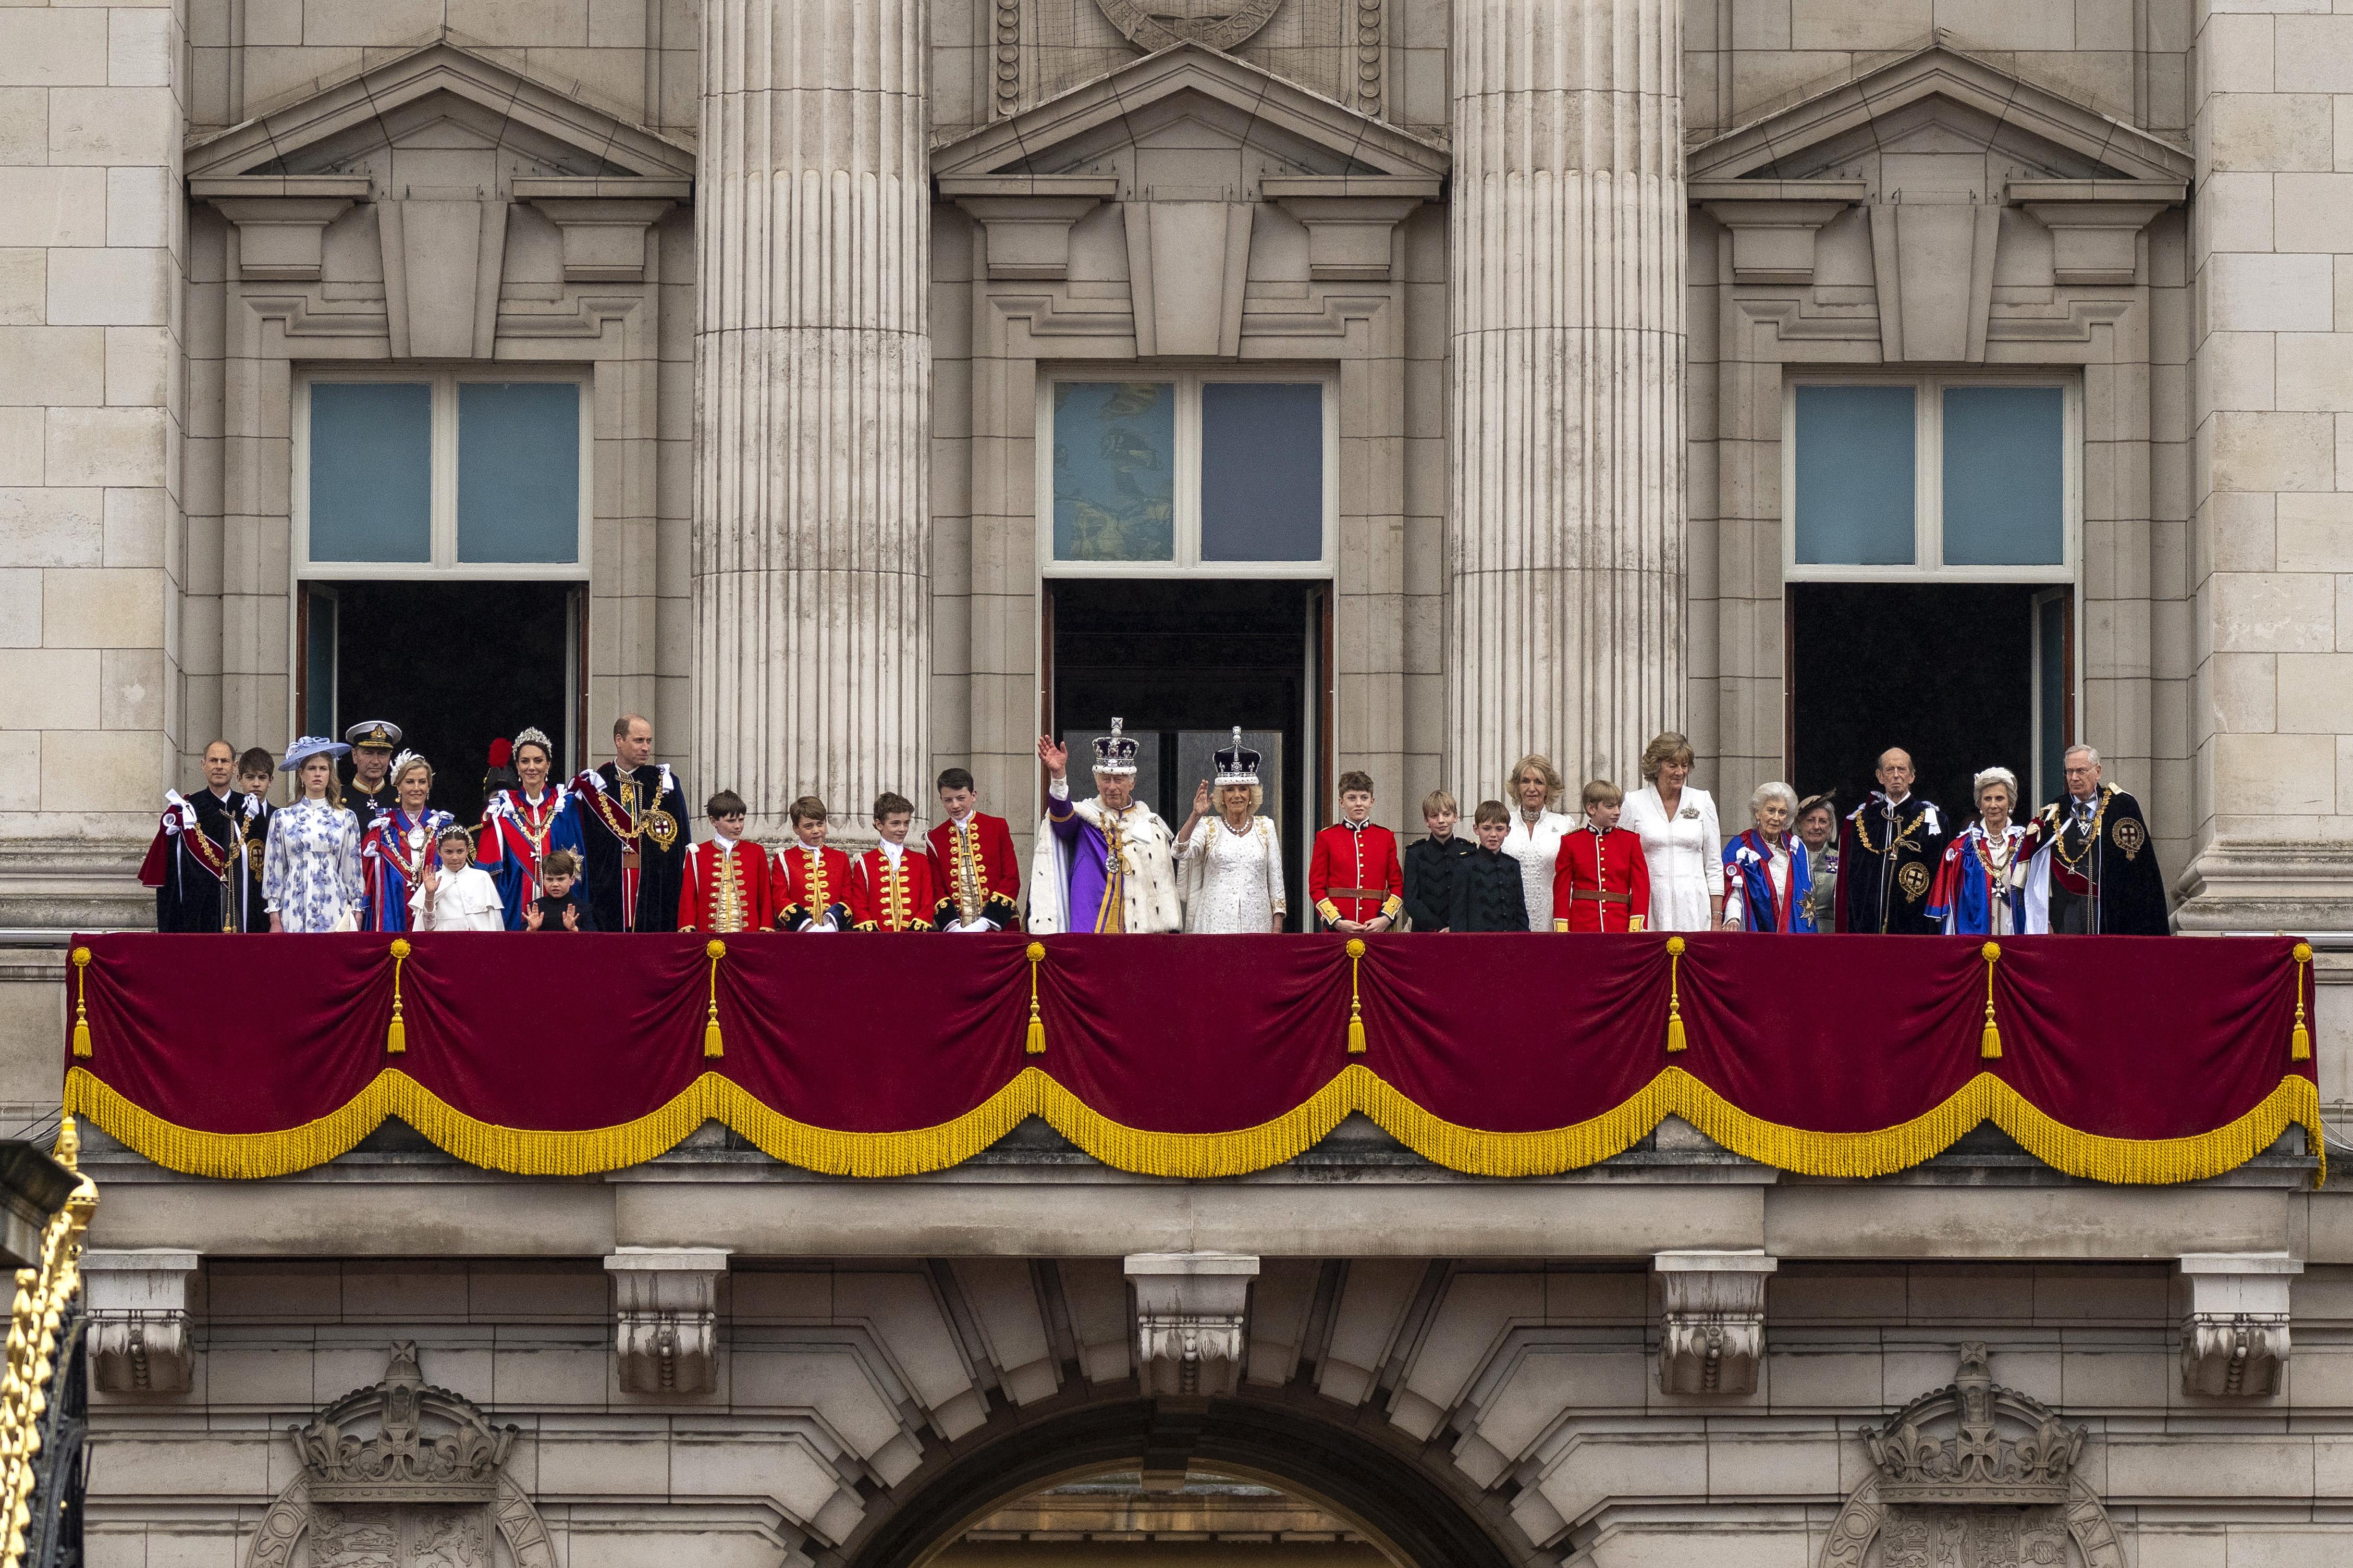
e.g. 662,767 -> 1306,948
410,864 -> 506,932
1501,809 -> 1574,934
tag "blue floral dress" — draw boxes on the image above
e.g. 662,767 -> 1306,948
262,796 -> 363,932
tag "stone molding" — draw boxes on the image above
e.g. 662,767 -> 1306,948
2178,1253 -> 2299,1399
2007,179 -> 2185,286
1654,1250 -> 1776,1396
938,176 -> 1118,280
83,1247 -> 198,1394
1263,176 -> 1441,281
2174,841 -> 2353,934
1125,1252 -> 1259,1398
606,1247 -> 730,1395
516,178 -> 690,283
1690,180 -> 1865,285
192,178 -> 371,282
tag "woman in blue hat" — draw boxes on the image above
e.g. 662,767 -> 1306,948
262,737 -> 364,933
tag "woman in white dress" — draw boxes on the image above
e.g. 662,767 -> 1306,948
1620,732 -> 1722,932
263,736 -> 364,933
1500,754 -> 1574,933
1175,731 -> 1285,934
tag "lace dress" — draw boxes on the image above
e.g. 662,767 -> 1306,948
1179,816 -> 1286,934
1501,810 -> 1573,933
262,796 -> 363,932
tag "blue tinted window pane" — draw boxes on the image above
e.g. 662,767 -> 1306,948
308,383 -> 431,562
458,382 -> 581,563
1942,386 -> 2065,566
1201,382 -> 1323,561
1052,382 -> 1175,562
1794,385 -> 1916,565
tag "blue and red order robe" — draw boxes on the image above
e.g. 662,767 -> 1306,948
477,785 -> 587,931
1925,823 -> 2028,935
360,806 -> 456,933
1722,829 -> 1816,933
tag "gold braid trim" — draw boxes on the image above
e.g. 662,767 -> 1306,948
66,1064 -> 2323,1187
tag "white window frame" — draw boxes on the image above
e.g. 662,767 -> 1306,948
1781,371 -> 2079,584
1036,367 -> 1339,579
293,366 -> 594,582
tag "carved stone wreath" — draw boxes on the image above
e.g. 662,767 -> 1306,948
1094,0 -> 1283,53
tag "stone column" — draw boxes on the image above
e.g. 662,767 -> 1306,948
1447,0 -> 1686,800
694,0 -> 929,833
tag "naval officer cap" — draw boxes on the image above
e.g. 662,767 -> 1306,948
344,720 -> 402,750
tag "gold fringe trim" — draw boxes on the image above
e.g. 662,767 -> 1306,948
66,1064 -> 2324,1188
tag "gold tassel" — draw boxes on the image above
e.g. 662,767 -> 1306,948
386,938 -> 410,1055
1345,937 -> 1367,1055
2293,941 -> 2313,1061
1979,940 -> 2002,1059
704,939 -> 726,1057
1025,941 -> 1047,1055
1665,936 -> 1687,1054
68,947 -> 91,1058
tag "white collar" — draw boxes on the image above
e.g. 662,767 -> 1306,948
710,832 -> 737,853
793,838 -> 826,856
948,809 -> 975,830
879,839 -> 904,863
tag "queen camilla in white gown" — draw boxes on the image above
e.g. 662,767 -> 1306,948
1176,731 -> 1287,934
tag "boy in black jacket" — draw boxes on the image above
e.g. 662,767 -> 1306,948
1449,801 -> 1530,932
524,849 -> 597,931
1402,789 -> 1475,931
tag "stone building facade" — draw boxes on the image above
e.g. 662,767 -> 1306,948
3,0 -> 2353,1565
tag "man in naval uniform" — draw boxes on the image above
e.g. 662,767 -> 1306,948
342,720 -> 401,838
139,739 -> 244,932
1027,721 -> 1182,934
2020,744 -> 2169,934
569,713 -> 689,933
1834,747 -> 1948,935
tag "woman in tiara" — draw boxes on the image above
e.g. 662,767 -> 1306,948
477,727 -> 586,929
262,736 -> 364,933
1174,729 -> 1287,934
1926,766 -> 2029,937
359,750 -> 456,933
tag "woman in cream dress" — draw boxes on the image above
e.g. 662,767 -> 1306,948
1500,754 -> 1574,933
1619,732 -> 1723,932
1175,731 -> 1286,934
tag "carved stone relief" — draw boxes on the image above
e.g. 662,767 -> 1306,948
242,1343 -> 553,1568
1819,1345 -> 2123,1568
1093,0 -> 1282,53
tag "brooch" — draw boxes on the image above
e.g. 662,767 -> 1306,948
1678,806 -> 1699,820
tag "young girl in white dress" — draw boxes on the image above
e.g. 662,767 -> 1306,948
263,737 -> 363,933
1619,731 -> 1723,932
1175,731 -> 1286,934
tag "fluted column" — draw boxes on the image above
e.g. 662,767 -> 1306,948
1447,0 -> 1686,800
695,0 -> 929,832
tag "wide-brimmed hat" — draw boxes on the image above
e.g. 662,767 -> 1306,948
280,735 -> 351,771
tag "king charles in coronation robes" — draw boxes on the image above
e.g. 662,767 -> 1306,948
1552,822 -> 1651,933
678,831 -> 780,934
929,807 -> 1021,932
849,841 -> 940,933
1027,720 -> 1183,935
478,730 -> 586,930
1835,791 -> 1947,935
141,785 -> 244,932
777,841 -> 854,931
570,761 -> 689,933
2019,783 -> 2168,934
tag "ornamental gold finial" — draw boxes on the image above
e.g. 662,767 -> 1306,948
52,1116 -> 77,1173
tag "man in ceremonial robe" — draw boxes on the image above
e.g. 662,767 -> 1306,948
140,740 -> 244,932
2020,744 -> 2170,934
1027,721 -> 1182,934
342,720 -> 401,838
1834,747 -> 1947,935
570,713 -> 689,933
1309,771 -> 1404,932
929,767 -> 1021,931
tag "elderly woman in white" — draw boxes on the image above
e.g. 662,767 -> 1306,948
1620,732 -> 1723,932
1501,754 -> 1575,933
1174,731 -> 1285,934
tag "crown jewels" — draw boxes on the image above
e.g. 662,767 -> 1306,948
292,1342 -> 518,1504
1213,727 -> 1261,787
1093,718 -> 1139,777
1864,1343 -> 2085,1506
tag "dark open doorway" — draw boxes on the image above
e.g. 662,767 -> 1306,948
1049,579 -> 1316,929
300,580 -> 579,821
1789,582 -> 2069,825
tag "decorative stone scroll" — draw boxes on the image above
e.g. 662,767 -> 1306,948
244,1342 -> 552,1568
606,1246 -> 730,1395
83,1248 -> 198,1394
1125,1253 -> 1259,1398
2178,1252 -> 2299,1398
1820,1344 -> 2122,1568
1655,1250 -> 1776,1396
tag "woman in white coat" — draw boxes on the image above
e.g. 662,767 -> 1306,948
1620,732 -> 1723,932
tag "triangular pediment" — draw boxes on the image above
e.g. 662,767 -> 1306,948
186,41 -> 694,184
932,43 -> 1449,187
1691,43 -> 2190,187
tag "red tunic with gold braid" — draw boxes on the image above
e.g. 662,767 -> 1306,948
849,845 -> 939,933
1551,825 -> 1651,933
926,811 -> 1022,930
775,842 -> 854,931
677,837 -> 778,934
1308,820 -> 1404,927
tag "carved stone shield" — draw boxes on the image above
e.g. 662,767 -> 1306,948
1094,0 -> 1283,52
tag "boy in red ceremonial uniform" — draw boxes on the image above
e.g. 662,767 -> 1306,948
1309,770 -> 1404,933
776,795 -> 854,931
1553,779 -> 1651,933
850,792 -> 939,933
928,767 -> 1021,931
678,790 -> 778,933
